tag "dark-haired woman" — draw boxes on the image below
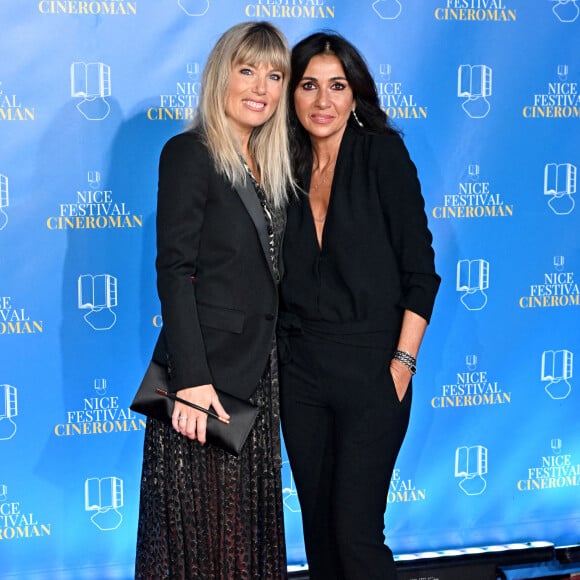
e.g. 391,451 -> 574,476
278,33 -> 440,580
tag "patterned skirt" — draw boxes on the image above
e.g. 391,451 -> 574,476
135,352 -> 286,579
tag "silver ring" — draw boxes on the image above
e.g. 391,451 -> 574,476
178,415 -> 187,421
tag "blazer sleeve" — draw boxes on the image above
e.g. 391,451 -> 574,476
155,131 -> 214,391
374,133 -> 441,323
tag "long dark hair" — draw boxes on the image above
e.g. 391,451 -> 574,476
289,31 -> 398,176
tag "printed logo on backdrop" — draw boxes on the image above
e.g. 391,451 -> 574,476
374,64 -> 428,120
388,468 -> 427,503
178,0 -> 209,15
38,0 -> 137,15
282,461 -> 301,513
523,65 -> 580,119
456,258 -> 489,310
0,384 -> 18,441
551,0 -> 579,22
519,256 -> 580,309
46,170 -> 143,230
148,64 -> 201,122
544,162 -> 576,215
0,81 -> 35,121
433,354 -> 511,409
54,377 -> 144,437
71,62 -> 111,121
78,274 -> 118,330
542,349 -> 573,400
458,64 -> 492,118
455,444 -> 488,495
245,0 -> 335,19
0,296 -> 44,336
434,0 -> 517,22
372,0 -> 402,20
0,173 -> 9,230
0,485 -> 52,540
85,476 -> 124,530
433,163 -> 514,219
518,438 -> 580,491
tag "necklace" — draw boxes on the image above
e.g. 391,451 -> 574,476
241,157 -> 281,281
310,161 -> 335,223
310,161 -> 335,194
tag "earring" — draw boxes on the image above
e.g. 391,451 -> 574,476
351,108 -> 364,127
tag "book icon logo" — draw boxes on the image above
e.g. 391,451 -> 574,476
85,476 -> 124,530
0,384 -> 18,441
379,63 -> 392,79
372,0 -> 402,20
552,0 -> 579,22
468,163 -> 480,180
0,174 -> 9,231
456,259 -> 489,310
541,349 -> 573,400
77,274 -> 118,330
557,64 -> 569,81
282,461 -> 301,513
551,438 -> 562,454
71,62 -> 111,121
455,445 -> 488,496
466,354 -> 478,371
458,64 -> 492,118
544,163 -> 576,215
186,62 -> 200,79
178,0 -> 209,16
94,378 -> 107,395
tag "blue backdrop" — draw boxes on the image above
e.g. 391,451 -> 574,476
1,1 -> 579,577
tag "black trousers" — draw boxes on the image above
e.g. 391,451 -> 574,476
280,332 -> 411,580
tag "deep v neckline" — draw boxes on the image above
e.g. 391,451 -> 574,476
304,129 -> 350,253
306,160 -> 337,252
307,182 -> 333,252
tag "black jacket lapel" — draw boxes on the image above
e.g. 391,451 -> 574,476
233,178 -> 277,280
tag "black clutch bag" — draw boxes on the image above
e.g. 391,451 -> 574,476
130,361 -> 259,457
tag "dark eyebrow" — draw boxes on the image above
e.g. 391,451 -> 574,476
300,76 -> 348,82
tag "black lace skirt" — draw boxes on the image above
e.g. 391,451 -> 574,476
135,351 -> 286,579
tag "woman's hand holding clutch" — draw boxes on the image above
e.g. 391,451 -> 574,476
172,385 -> 231,442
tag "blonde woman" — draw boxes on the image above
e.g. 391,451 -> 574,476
135,22 -> 294,579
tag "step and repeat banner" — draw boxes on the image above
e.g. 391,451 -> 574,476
1,1 -> 579,577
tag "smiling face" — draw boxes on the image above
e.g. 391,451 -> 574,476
293,53 -> 355,146
224,61 -> 284,144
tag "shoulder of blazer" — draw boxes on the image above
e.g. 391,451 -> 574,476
338,130 -> 415,186
366,130 -> 409,166
160,129 -> 212,170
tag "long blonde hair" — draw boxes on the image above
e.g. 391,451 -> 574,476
193,21 -> 295,208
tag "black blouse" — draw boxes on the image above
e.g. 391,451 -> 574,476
280,127 -> 440,348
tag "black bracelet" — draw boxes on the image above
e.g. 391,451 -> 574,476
392,349 -> 417,375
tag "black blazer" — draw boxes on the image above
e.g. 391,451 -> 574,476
151,130 -> 280,399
